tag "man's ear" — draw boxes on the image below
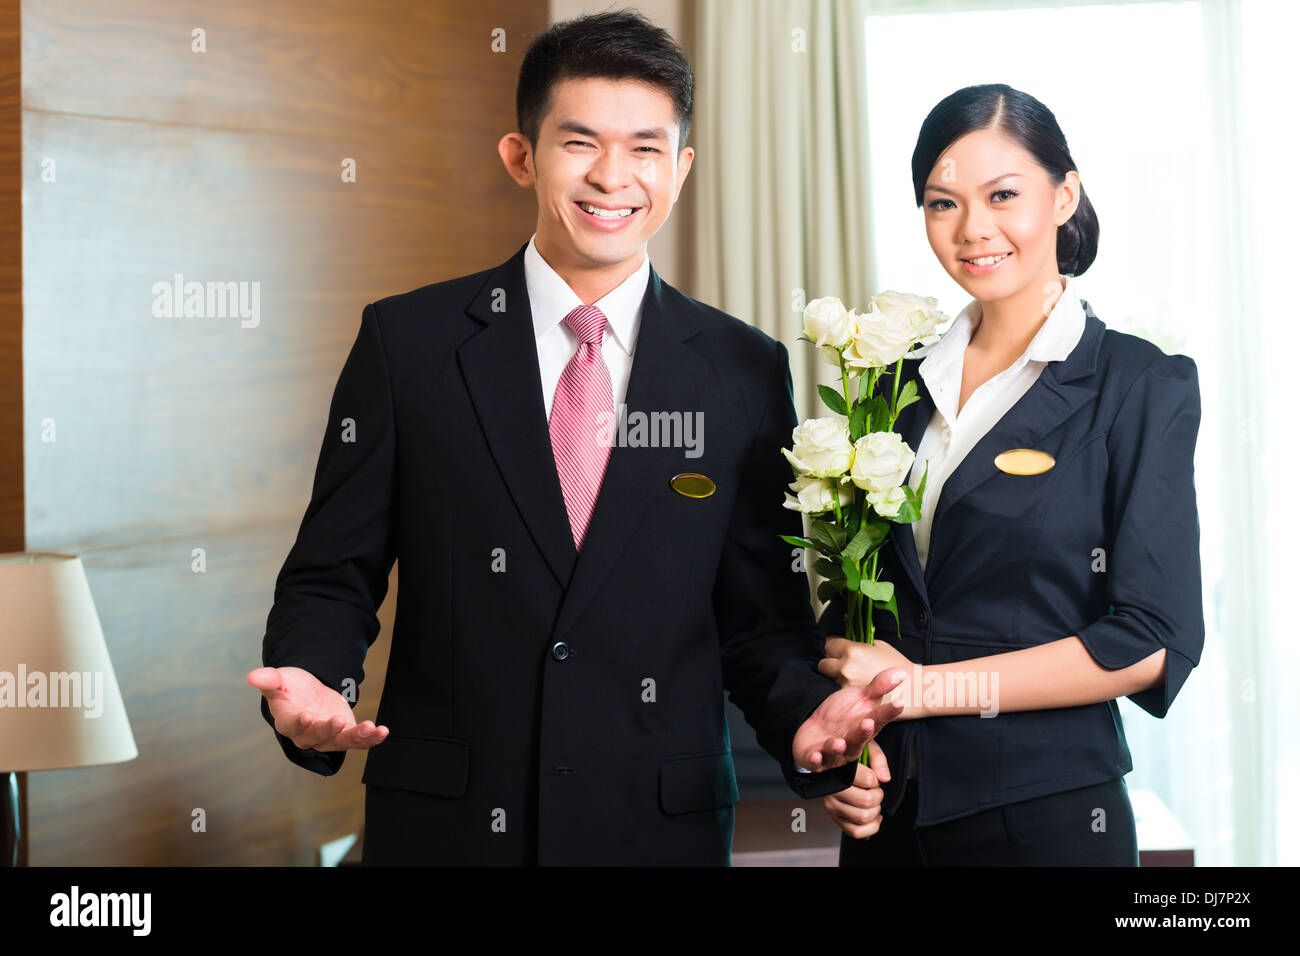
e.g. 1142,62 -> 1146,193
672,146 -> 695,203
497,132 -> 535,187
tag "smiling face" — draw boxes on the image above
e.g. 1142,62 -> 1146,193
922,128 -> 1079,307
498,76 -> 693,286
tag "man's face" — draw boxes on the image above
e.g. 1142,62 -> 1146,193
505,76 -> 693,270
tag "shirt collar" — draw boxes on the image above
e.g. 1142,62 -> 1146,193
919,274 -> 1087,389
523,233 -> 649,355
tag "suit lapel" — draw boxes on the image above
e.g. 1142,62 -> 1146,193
460,242 -> 711,637
920,304 -> 1105,591
461,242 -> 578,589
887,360 -> 934,609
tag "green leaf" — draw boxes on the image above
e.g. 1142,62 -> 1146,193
841,554 -> 861,591
860,578 -> 895,603
848,399 -> 870,441
817,579 -> 841,604
813,556 -> 846,581
841,528 -> 868,566
778,534 -> 815,549
817,384 -> 848,416
889,499 -> 922,523
916,459 -> 929,500
869,396 -> 893,432
809,519 -> 848,554
842,524 -> 874,565
895,379 -> 918,415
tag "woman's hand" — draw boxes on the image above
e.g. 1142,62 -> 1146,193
819,635 -> 923,719
822,739 -> 890,840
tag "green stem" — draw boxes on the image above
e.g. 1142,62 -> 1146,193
857,581 -> 872,772
890,356 -> 903,417
839,353 -> 851,413
866,552 -> 878,645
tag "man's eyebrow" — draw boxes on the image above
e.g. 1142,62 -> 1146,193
556,121 -> 668,141
924,173 -> 1023,195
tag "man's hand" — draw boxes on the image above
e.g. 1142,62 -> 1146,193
247,665 -> 390,752
792,666 -> 907,771
822,740 -> 890,839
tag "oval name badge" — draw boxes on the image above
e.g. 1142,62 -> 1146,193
669,473 -> 716,498
994,448 -> 1056,476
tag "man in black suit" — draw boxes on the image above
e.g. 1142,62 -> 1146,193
247,9 -> 903,865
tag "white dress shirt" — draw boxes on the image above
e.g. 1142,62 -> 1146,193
524,233 -> 650,420
897,274 -> 1086,780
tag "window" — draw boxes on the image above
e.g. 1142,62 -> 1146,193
861,0 -> 1293,865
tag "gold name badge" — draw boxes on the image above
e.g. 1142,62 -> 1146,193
994,448 -> 1056,476
669,473 -> 716,498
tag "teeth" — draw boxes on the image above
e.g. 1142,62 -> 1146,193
966,254 -> 1009,266
580,202 -> 636,219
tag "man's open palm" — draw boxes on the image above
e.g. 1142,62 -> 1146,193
792,666 -> 907,772
247,665 -> 389,752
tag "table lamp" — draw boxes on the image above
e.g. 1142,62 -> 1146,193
0,552 -> 137,866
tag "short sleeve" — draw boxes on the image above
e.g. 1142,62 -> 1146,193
1076,353 -> 1204,718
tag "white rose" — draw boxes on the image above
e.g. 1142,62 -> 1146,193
802,296 -> 855,348
865,485 -> 908,518
849,431 -> 915,492
844,291 -> 947,369
783,475 -> 854,514
781,416 -> 853,478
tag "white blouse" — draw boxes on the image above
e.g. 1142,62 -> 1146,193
900,275 -> 1087,779
908,275 -> 1087,572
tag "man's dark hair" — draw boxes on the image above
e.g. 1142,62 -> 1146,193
516,9 -> 694,153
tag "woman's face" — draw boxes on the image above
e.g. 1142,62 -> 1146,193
921,128 -> 1080,306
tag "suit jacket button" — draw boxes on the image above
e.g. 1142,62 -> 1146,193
917,608 -> 928,627
551,641 -> 570,661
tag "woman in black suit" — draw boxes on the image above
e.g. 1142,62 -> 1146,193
817,84 -> 1204,866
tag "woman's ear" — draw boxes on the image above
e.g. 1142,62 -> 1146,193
1056,170 -> 1083,226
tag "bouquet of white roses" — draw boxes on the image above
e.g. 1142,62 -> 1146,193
779,291 -> 948,653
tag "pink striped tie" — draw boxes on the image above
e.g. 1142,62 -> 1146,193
549,304 -> 615,551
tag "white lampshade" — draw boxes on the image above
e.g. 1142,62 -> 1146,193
0,552 -> 137,771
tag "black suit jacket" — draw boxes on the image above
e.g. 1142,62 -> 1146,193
260,240 -> 856,864
819,299 -> 1204,828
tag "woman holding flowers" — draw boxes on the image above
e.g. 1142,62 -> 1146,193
780,84 -> 1204,865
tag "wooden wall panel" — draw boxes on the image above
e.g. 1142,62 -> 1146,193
19,0 -> 547,864
30,527 -> 396,866
1,0 -> 24,867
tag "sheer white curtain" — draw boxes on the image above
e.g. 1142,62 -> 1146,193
692,0 -> 876,422
695,0 -> 1290,864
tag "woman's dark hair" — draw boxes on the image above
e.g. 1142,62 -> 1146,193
911,84 -> 1099,276
516,9 -> 694,153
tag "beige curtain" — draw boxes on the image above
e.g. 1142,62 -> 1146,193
691,0 -> 876,422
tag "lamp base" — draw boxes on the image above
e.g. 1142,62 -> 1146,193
2,771 -> 20,866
